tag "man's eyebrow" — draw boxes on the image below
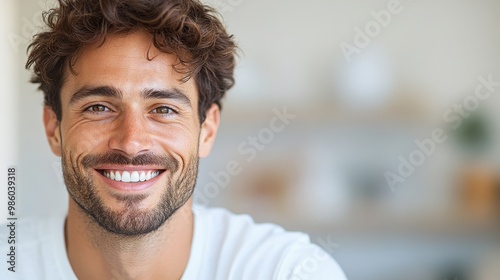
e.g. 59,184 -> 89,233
141,88 -> 192,108
69,86 -> 122,105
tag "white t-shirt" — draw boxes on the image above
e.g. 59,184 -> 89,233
1,206 -> 347,279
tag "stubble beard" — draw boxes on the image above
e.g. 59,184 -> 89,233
61,150 -> 198,236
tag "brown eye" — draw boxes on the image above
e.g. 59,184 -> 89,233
152,106 -> 174,114
86,105 -> 109,112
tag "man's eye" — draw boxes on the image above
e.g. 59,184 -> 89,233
152,106 -> 175,114
85,105 -> 110,112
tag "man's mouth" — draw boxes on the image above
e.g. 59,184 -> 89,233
99,170 -> 161,183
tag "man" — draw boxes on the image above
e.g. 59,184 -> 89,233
2,0 -> 347,279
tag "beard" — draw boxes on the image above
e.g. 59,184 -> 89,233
61,150 -> 198,236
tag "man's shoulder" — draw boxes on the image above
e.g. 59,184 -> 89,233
192,206 -> 347,279
194,206 -> 313,259
0,215 -> 61,247
0,214 -> 69,279
195,205 -> 309,243
0,214 -> 65,256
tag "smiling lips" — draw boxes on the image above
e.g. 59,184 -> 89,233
101,170 -> 161,183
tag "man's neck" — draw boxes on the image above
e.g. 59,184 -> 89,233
65,199 -> 194,280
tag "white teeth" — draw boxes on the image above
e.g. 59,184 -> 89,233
131,171 -> 140,182
121,171 -> 131,183
102,170 -> 161,183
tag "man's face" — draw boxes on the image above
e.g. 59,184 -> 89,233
43,32 -> 219,235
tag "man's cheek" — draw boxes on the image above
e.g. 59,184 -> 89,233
64,133 -> 105,156
157,129 -> 194,149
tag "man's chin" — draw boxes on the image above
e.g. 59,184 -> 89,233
68,180 -> 172,236
75,197 -> 170,236
96,210 -> 168,236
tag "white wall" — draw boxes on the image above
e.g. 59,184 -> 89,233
0,0 -> 19,220
14,0 -> 68,219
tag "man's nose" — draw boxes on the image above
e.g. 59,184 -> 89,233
108,110 -> 153,158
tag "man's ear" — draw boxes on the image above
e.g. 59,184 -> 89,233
43,106 -> 62,157
198,103 -> 220,158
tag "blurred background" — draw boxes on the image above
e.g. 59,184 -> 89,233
1,0 -> 500,279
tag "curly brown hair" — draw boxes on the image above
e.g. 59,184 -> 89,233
26,0 -> 237,123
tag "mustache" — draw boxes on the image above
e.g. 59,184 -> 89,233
81,152 -> 179,172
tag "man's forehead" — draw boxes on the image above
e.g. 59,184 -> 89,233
61,32 -> 197,103
73,32 -> 178,72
